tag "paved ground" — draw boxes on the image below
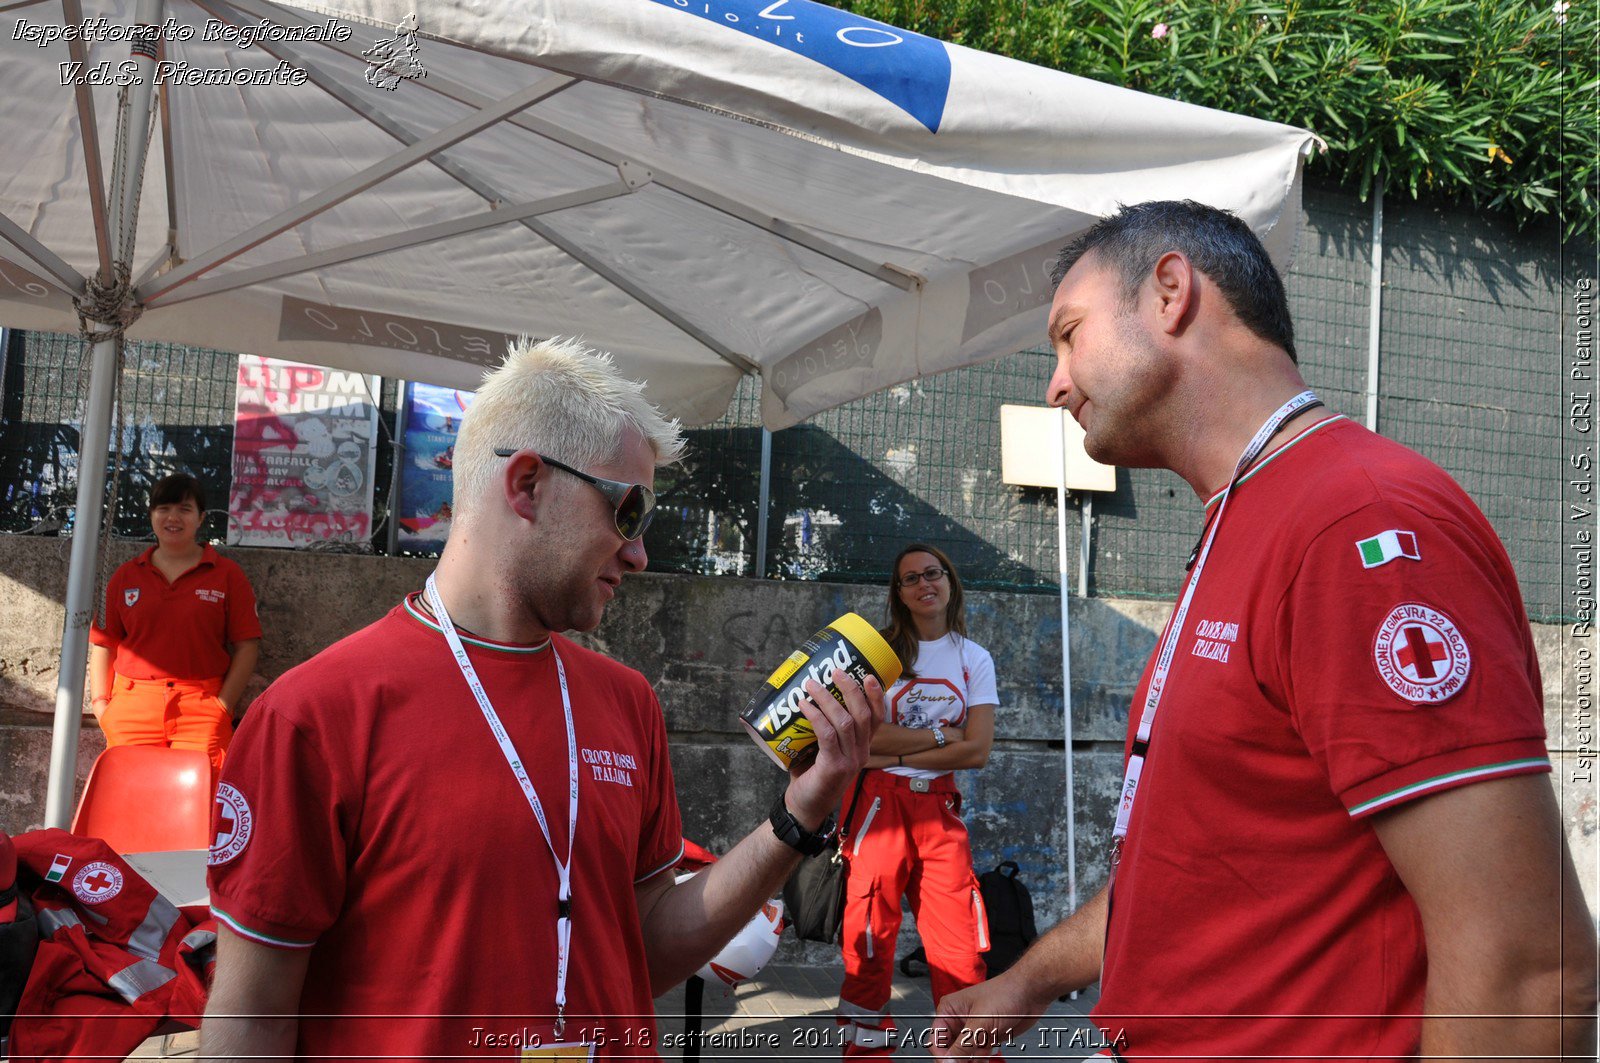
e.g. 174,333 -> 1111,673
131,965 -> 1106,1060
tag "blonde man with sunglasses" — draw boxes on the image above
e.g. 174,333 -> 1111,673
202,337 -> 883,1062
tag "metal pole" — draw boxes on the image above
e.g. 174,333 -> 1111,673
386,382 -> 407,556
1365,183 -> 1384,432
1057,409 -> 1078,915
45,0 -> 165,828
46,331 -> 119,827
1078,496 -> 1092,598
754,427 -> 772,579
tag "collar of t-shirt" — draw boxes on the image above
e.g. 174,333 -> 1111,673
136,543 -> 218,576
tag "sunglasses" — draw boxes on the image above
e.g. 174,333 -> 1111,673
494,448 -> 656,541
897,566 -> 948,588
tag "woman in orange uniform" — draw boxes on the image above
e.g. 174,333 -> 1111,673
88,474 -> 262,775
836,544 -> 998,1055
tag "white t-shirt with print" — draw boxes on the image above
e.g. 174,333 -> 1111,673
886,634 -> 998,780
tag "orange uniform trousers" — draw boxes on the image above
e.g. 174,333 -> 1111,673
838,770 -> 989,1056
99,674 -> 232,776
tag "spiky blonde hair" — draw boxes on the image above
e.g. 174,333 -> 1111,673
451,337 -> 685,518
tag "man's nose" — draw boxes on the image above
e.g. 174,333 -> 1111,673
1046,360 -> 1072,409
621,536 -> 648,573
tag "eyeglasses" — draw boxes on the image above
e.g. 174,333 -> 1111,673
494,448 -> 656,541
897,566 -> 948,588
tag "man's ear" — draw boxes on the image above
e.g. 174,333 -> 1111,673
502,450 -> 545,523
1149,250 -> 1196,336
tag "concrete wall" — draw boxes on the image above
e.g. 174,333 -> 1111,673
2,534 -> 1594,970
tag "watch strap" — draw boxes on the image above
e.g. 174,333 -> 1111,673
769,793 -> 838,857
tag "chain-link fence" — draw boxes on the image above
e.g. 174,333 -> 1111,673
0,181 -> 1586,620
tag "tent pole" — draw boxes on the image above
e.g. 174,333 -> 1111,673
46,330 -> 120,828
1057,409 -> 1078,916
45,0 -> 166,828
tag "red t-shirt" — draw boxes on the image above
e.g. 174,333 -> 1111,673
207,595 -> 684,1061
1094,416 -> 1549,1062
89,545 -> 263,680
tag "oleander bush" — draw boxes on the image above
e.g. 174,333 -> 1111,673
839,0 -> 1597,240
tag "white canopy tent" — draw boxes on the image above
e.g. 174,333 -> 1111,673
0,0 -> 1315,830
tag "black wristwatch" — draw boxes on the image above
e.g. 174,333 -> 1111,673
769,793 -> 838,857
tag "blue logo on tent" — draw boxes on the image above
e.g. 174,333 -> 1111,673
648,0 -> 951,133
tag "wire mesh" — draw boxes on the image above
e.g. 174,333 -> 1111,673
0,181 -> 1580,619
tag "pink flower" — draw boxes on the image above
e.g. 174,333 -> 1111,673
1152,22 -> 1170,39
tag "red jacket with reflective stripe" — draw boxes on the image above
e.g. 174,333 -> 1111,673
8,829 -> 215,1063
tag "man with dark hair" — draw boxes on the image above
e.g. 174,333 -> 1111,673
935,201 -> 1596,1061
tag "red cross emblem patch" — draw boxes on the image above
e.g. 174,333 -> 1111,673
208,783 -> 253,866
1373,603 -> 1471,704
71,860 -> 124,904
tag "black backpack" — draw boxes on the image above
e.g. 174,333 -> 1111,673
898,860 -> 1038,979
976,860 -> 1037,975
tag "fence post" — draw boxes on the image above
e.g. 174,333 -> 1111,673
754,427 -> 772,579
1365,182 -> 1385,431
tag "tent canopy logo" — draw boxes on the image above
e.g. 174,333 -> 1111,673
651,0 -> 952,133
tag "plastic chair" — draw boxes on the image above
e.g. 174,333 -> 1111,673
69,747 -> 214,853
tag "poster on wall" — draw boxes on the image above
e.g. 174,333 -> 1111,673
228,355 -> 381,548
395,382 -> 476,554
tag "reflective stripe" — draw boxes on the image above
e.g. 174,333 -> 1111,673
37,906 -> 83,935
852,797 -> 882,858
973,888 -> 989,950
107,958 -> 177,1002
837,997 -> 886,1022
128,895 -> 181,961
864,905 -> 874,959
182,928 -> 218,951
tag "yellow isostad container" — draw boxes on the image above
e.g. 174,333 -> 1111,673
738,613 -> 903,770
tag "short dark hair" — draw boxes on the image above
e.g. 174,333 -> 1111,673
1053,200 -> 1297,363
148,473 -> 206,513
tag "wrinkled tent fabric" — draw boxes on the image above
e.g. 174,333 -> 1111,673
0,0 -> 1315,430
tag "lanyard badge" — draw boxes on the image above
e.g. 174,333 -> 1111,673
1108,392 -> 1321,883
426,574 -> 580,1041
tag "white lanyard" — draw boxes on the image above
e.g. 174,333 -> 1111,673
425,574 -> 579,1040
1108,391 -> 1321,876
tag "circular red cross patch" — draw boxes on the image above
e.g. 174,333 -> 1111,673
208,783 -> 254,866
1372,602 -> 1471,704
72,861 -> 124,905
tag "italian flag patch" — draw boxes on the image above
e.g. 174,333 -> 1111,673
1357,530 -> 1420,568
44,854 -> 71,883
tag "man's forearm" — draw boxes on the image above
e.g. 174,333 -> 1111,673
1012,884 -> 1109,998
199,1014 -> 300,1062
640,817 -> 803,994
1418,963 -> 1598,1062
200,927 -> 311,1063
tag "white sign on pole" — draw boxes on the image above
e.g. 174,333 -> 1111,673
999,404 -> 1117,492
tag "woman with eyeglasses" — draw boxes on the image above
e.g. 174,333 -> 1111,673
835,543 -> 997,1056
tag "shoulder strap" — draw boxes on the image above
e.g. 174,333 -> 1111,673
837,771 -> 870,842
